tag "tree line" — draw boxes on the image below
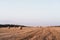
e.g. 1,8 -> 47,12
0,24 -> 27,28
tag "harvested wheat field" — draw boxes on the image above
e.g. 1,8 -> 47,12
0,27 -> 60,40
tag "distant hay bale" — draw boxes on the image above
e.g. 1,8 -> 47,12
19,26 -> 23,30
8,26 -> 10,29
40,26 -> 42,28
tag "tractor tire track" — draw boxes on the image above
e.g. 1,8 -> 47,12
20,29 -> 41,40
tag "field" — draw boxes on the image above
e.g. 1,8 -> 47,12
0,27 -> 60,40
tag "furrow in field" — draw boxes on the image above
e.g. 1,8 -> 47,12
0,28 -> 38,40
20,29 -> 40,40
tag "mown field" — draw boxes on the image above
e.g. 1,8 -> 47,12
0,27 -> 60,40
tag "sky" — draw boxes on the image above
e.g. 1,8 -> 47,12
0,0 -> 60,26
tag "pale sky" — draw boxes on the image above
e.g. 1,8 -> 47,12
0,0 -> 60,26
